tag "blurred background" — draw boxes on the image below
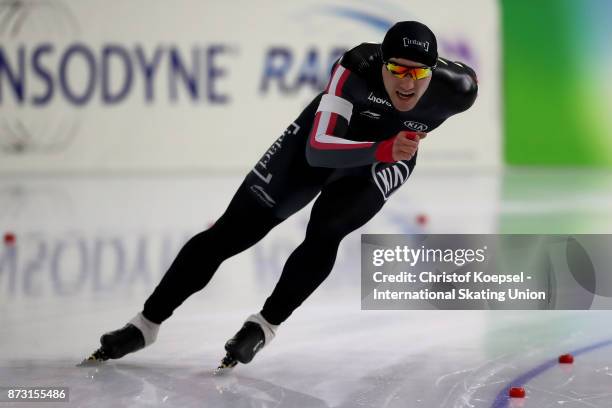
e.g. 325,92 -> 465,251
1,1 -> 612,407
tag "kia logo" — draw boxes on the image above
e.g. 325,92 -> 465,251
403,121 -> 428,131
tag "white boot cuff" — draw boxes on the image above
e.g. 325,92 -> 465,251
129,312 -> 160,347
247,313 -> 279,345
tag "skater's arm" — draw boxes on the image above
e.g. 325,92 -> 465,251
305,65 -> 395,168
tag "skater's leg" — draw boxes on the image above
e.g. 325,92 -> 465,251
142,182 -> 284,324
143,117 -> 330,324
87,117 -> 329,364
216,176 -> 387,368
81,183 -> 285,364
260,176 -> 387,325
260,156 -> 417,325
85,177 -> 322,364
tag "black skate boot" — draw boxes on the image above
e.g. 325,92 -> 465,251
79,324 -> 145,365
215,314 -> 278,374
225,321 -> 266,364
100,324 -> 146,359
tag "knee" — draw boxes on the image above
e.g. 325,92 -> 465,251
306,217 -> 352,244
184,230 -> 211,248
178,229 -> 222,264
175,232 -> 205,261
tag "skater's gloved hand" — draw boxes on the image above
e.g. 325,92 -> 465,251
375,131 -> 426,163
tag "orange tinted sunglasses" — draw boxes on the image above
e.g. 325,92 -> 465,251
384,61 -> 434,80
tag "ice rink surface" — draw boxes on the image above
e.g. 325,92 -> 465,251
2,168 -> 612,407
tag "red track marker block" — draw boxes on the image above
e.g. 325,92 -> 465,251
508,387 -> 526,398
4,232 -> 16,246
416,213 -> 428,226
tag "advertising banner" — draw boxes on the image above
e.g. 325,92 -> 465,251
0,0 -> 500,172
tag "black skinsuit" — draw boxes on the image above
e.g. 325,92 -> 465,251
143,43 -> 478,325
